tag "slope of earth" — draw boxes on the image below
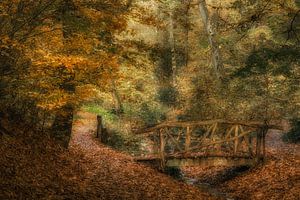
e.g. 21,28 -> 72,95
69,111 -> 218,200
183,130 -> 300,200
0,111 -> 218,200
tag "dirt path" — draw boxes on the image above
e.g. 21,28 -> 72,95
69,111 -> 218,200
266,129 -> 300,158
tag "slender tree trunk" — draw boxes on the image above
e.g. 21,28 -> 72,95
111,78 -> 124,115
51,0 -> 76,148
184,0 -> 191,68
168,9 -> 177,87
198,0 -> 223,80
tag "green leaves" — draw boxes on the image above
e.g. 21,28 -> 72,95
233,47 -> 300,78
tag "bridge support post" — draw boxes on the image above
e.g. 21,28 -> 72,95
255,128 -> 267,163
234,125 -> 239,154
185,126 -> 191,152
159,129 -> 166,170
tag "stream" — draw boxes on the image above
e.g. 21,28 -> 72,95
182,174 -> 234,200
164,166 -> 241,200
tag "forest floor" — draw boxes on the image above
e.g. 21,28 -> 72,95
183,129 -> 300,200
69,111 -> 218,200
0,111 -> 217,200
1,111 -> 299,200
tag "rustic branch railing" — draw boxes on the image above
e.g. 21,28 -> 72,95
135,120 -> 282,169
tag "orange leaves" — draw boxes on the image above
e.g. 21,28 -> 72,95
0,0 -> 129,115
35,89 -> 71,111
76,84 -> 98,101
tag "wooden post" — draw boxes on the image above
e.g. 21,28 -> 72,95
262,128 -> 268,159
247,135 -> 253,157
159,129 -> 166,170
96,115 -> 103,141
256,129 -> 262,162
234,125 -> 239,154
185,126 -> 191,151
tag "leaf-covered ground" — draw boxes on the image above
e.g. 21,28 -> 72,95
183,130 -> 300,200
0,112 -> 217,200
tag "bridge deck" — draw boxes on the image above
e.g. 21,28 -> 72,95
134,153 -> 252,162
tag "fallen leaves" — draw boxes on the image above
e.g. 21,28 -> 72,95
0,112 -> 217,200
182,131 -> 300,200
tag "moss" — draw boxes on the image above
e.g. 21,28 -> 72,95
82,104 -> 118,123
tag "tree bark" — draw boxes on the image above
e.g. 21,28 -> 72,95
168,9 -> 177,87
184,1 -> 191,68
51,0 -> 76,148
111,78 -> 124,115
198,0 -> 223,80
51,104 -> 74,148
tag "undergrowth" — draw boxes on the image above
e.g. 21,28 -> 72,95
282,119 -> 300,143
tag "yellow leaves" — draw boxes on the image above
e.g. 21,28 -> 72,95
36,89 -> 73,111
248,26 -> 273,42
65,34 -> 95,54
0,0 -> 130,115
0,35 -> 20,49
76,85 -> 98,101
80,7 -> 104,23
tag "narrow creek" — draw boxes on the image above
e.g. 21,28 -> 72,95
181,173 -> 234,200
163,166 -> 249,200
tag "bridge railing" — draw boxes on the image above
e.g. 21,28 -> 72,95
135,120 -> 282,169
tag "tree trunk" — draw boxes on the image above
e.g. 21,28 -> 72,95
168,9 -> 177,87
184,1 -> 191,68
51,104 -> 74,148
198,0 -> 223,80
111,78 -> 124,115
96,115 -> 103,139
51,0 -> 76,148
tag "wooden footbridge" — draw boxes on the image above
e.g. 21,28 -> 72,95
134,120 -> 281,169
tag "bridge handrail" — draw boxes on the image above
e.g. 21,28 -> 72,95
135,119 -> 283,134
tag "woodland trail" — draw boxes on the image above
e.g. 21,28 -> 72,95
266,129 -> 300,158
69,111 -> 219,200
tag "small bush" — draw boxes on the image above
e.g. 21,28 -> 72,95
139,103 -> 166,127
282,119 -> 300,143
158,87 -> 178,106
107,130 -> 141,154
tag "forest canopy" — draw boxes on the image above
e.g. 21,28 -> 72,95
0,1 -> 299,200
0,0 -> 299,145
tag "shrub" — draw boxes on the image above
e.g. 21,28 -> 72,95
282,119 -> 300,143
158,87 -> 178,107
107,129 -> 141,154
139,103 -> 166,127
